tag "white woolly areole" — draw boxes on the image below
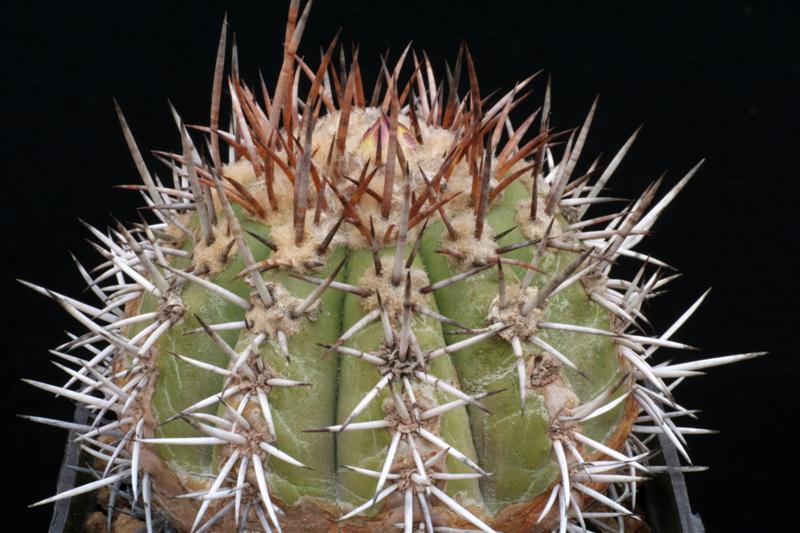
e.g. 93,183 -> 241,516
443,212 -> 499,266
356,258 -> 431,321
488,285 -> 543,341
191,223 -> 237,276
244,283 -> 315,339
382,393 -> 439,436
267,220 -> 325,271
517,195 -> 567,242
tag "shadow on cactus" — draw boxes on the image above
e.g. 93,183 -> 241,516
21,1 -> 763,532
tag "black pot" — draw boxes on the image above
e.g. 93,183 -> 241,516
49,407 -> 705,533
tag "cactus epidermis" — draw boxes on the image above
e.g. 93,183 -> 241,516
22,2 -> 764,532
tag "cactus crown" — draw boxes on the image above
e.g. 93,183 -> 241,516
22,2 -> 763,532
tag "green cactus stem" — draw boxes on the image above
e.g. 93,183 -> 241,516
21,2 -> 764,532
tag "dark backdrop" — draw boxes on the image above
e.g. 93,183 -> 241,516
2,1 -> 797,530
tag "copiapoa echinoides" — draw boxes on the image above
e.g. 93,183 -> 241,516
19,1 -> 765,532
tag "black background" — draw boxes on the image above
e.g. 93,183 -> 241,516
2,1 -> 797,531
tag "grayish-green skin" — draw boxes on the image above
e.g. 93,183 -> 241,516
336,247 -> 481,510
135,181 -> 624,516
419,182 -> 624,512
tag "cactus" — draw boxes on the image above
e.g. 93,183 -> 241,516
22,2 -> 763,532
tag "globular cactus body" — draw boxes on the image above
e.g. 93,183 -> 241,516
23,2 -> 763,532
